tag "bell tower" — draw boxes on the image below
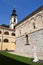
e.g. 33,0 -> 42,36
10,8 -> 17,29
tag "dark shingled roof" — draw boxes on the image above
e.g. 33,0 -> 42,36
16,5 -> 43,26
1,24 -> 9,28
11,8 -> 17,16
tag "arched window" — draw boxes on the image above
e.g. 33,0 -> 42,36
25,34 -> 29,45
0,31 -> 2,34
19,30 -> 21,34
33,23 -> 35,29
26,35 -> 28,37
4,31 -> 9,35
14,19 -> 16,22
3,39 -> 9,42
0,39 -> 1,42
11,33 -> 16,36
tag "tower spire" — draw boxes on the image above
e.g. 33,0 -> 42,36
10,8 -> 18,29
11,8 -> 17,16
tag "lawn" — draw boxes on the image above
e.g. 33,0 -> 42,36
0,52 -> 43,65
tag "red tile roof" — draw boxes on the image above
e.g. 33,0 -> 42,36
0,26 -> 15,31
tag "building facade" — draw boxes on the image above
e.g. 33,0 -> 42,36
15,6 -> 43,60
0,6 -> 43,60
0,8 -> 17,51
0,28 -> 16,51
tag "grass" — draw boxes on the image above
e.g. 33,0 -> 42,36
0,51 -> 43,65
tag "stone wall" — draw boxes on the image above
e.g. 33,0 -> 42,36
16,10 -> 43,38
16,29 -> 43,60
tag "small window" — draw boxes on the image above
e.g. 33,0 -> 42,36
0,39 -> 1,42
14,19 -> 15,22
0,31 -> 2,34
4,31 -> 9,35
33,23 -> 35,29
11,33 -> 16,36
34,26 -> 35,29
25,34 -> 29,45
26,35 -> 28,37
3,39 -> 9,42
19,30 -> 21,34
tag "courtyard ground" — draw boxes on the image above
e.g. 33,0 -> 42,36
0,52 -> 43,65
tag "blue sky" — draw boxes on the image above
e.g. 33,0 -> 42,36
0,0 -> 43,25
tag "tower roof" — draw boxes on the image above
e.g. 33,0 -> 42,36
11,8 -> 17,16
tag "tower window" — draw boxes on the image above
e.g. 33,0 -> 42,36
14,19 -> 15,22
3,39 -> 9,43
